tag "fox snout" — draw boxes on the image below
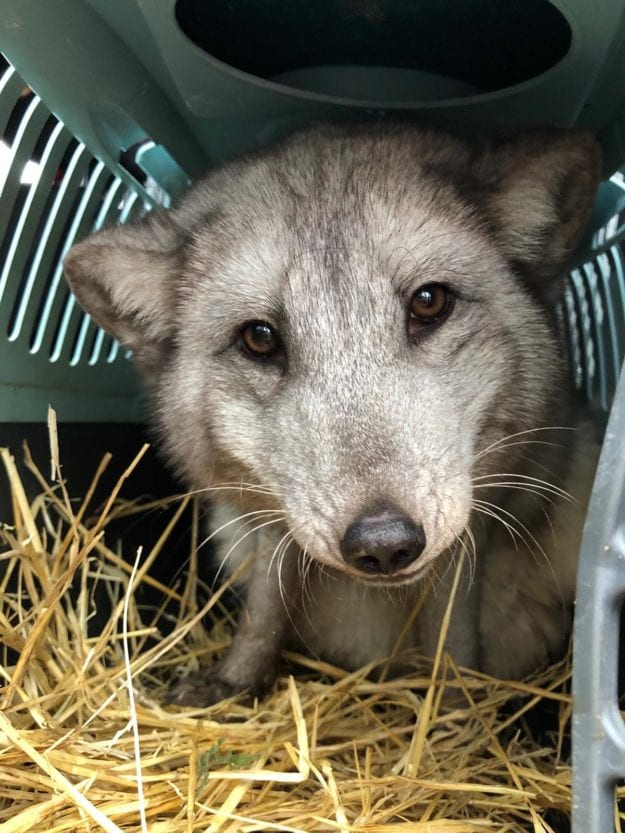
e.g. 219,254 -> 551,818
340,503 -> 426,577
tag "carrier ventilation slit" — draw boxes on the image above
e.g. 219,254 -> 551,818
583,262 -> 608,410
596,252 -> 622,399
118,138 -> 187,207
108,339 -> 121,364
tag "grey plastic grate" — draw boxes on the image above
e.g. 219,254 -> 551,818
564,175 -> 625,412
0,56 -> 161,421
0,61 -> 144,366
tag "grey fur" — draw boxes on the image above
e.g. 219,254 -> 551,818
64,124 -> 601,705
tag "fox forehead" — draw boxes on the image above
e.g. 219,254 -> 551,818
179,195 -> 504,340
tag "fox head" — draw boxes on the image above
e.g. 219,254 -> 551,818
65,125 -> 599,585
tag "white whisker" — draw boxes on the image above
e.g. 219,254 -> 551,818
474,425 -> 576,462
473,498 -> 548,564
472,501 -> 523,552
212,516 -> 286,585
198,508 -> 284,553
472,472 -> 574,502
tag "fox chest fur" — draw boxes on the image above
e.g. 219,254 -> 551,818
65,124 -> 600,705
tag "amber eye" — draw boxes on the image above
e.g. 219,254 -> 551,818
409,283 -> 453,324
240,321 -> 281,357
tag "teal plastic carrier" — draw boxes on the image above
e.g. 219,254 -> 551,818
2,3 -> 625,830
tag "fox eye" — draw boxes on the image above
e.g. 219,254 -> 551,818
240,321 -> 282,358
409,283 -> 454,326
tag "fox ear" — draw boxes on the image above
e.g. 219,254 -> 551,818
479,130 -> 601,281
63,210 -> 182,361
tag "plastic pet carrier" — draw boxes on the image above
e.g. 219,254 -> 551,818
2,2 -> 625,831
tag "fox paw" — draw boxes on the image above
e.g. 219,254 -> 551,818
166,671 -> 244,707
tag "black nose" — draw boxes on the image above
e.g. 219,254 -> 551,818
340,506 -> 426,576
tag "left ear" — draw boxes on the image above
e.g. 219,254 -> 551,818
477,129 -> 601,286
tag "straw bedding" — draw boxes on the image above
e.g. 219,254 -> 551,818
0,417 -> 614,832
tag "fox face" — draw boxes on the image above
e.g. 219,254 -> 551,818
65,124 -> 599,587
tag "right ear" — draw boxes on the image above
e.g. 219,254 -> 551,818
63,210 -> 183,360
